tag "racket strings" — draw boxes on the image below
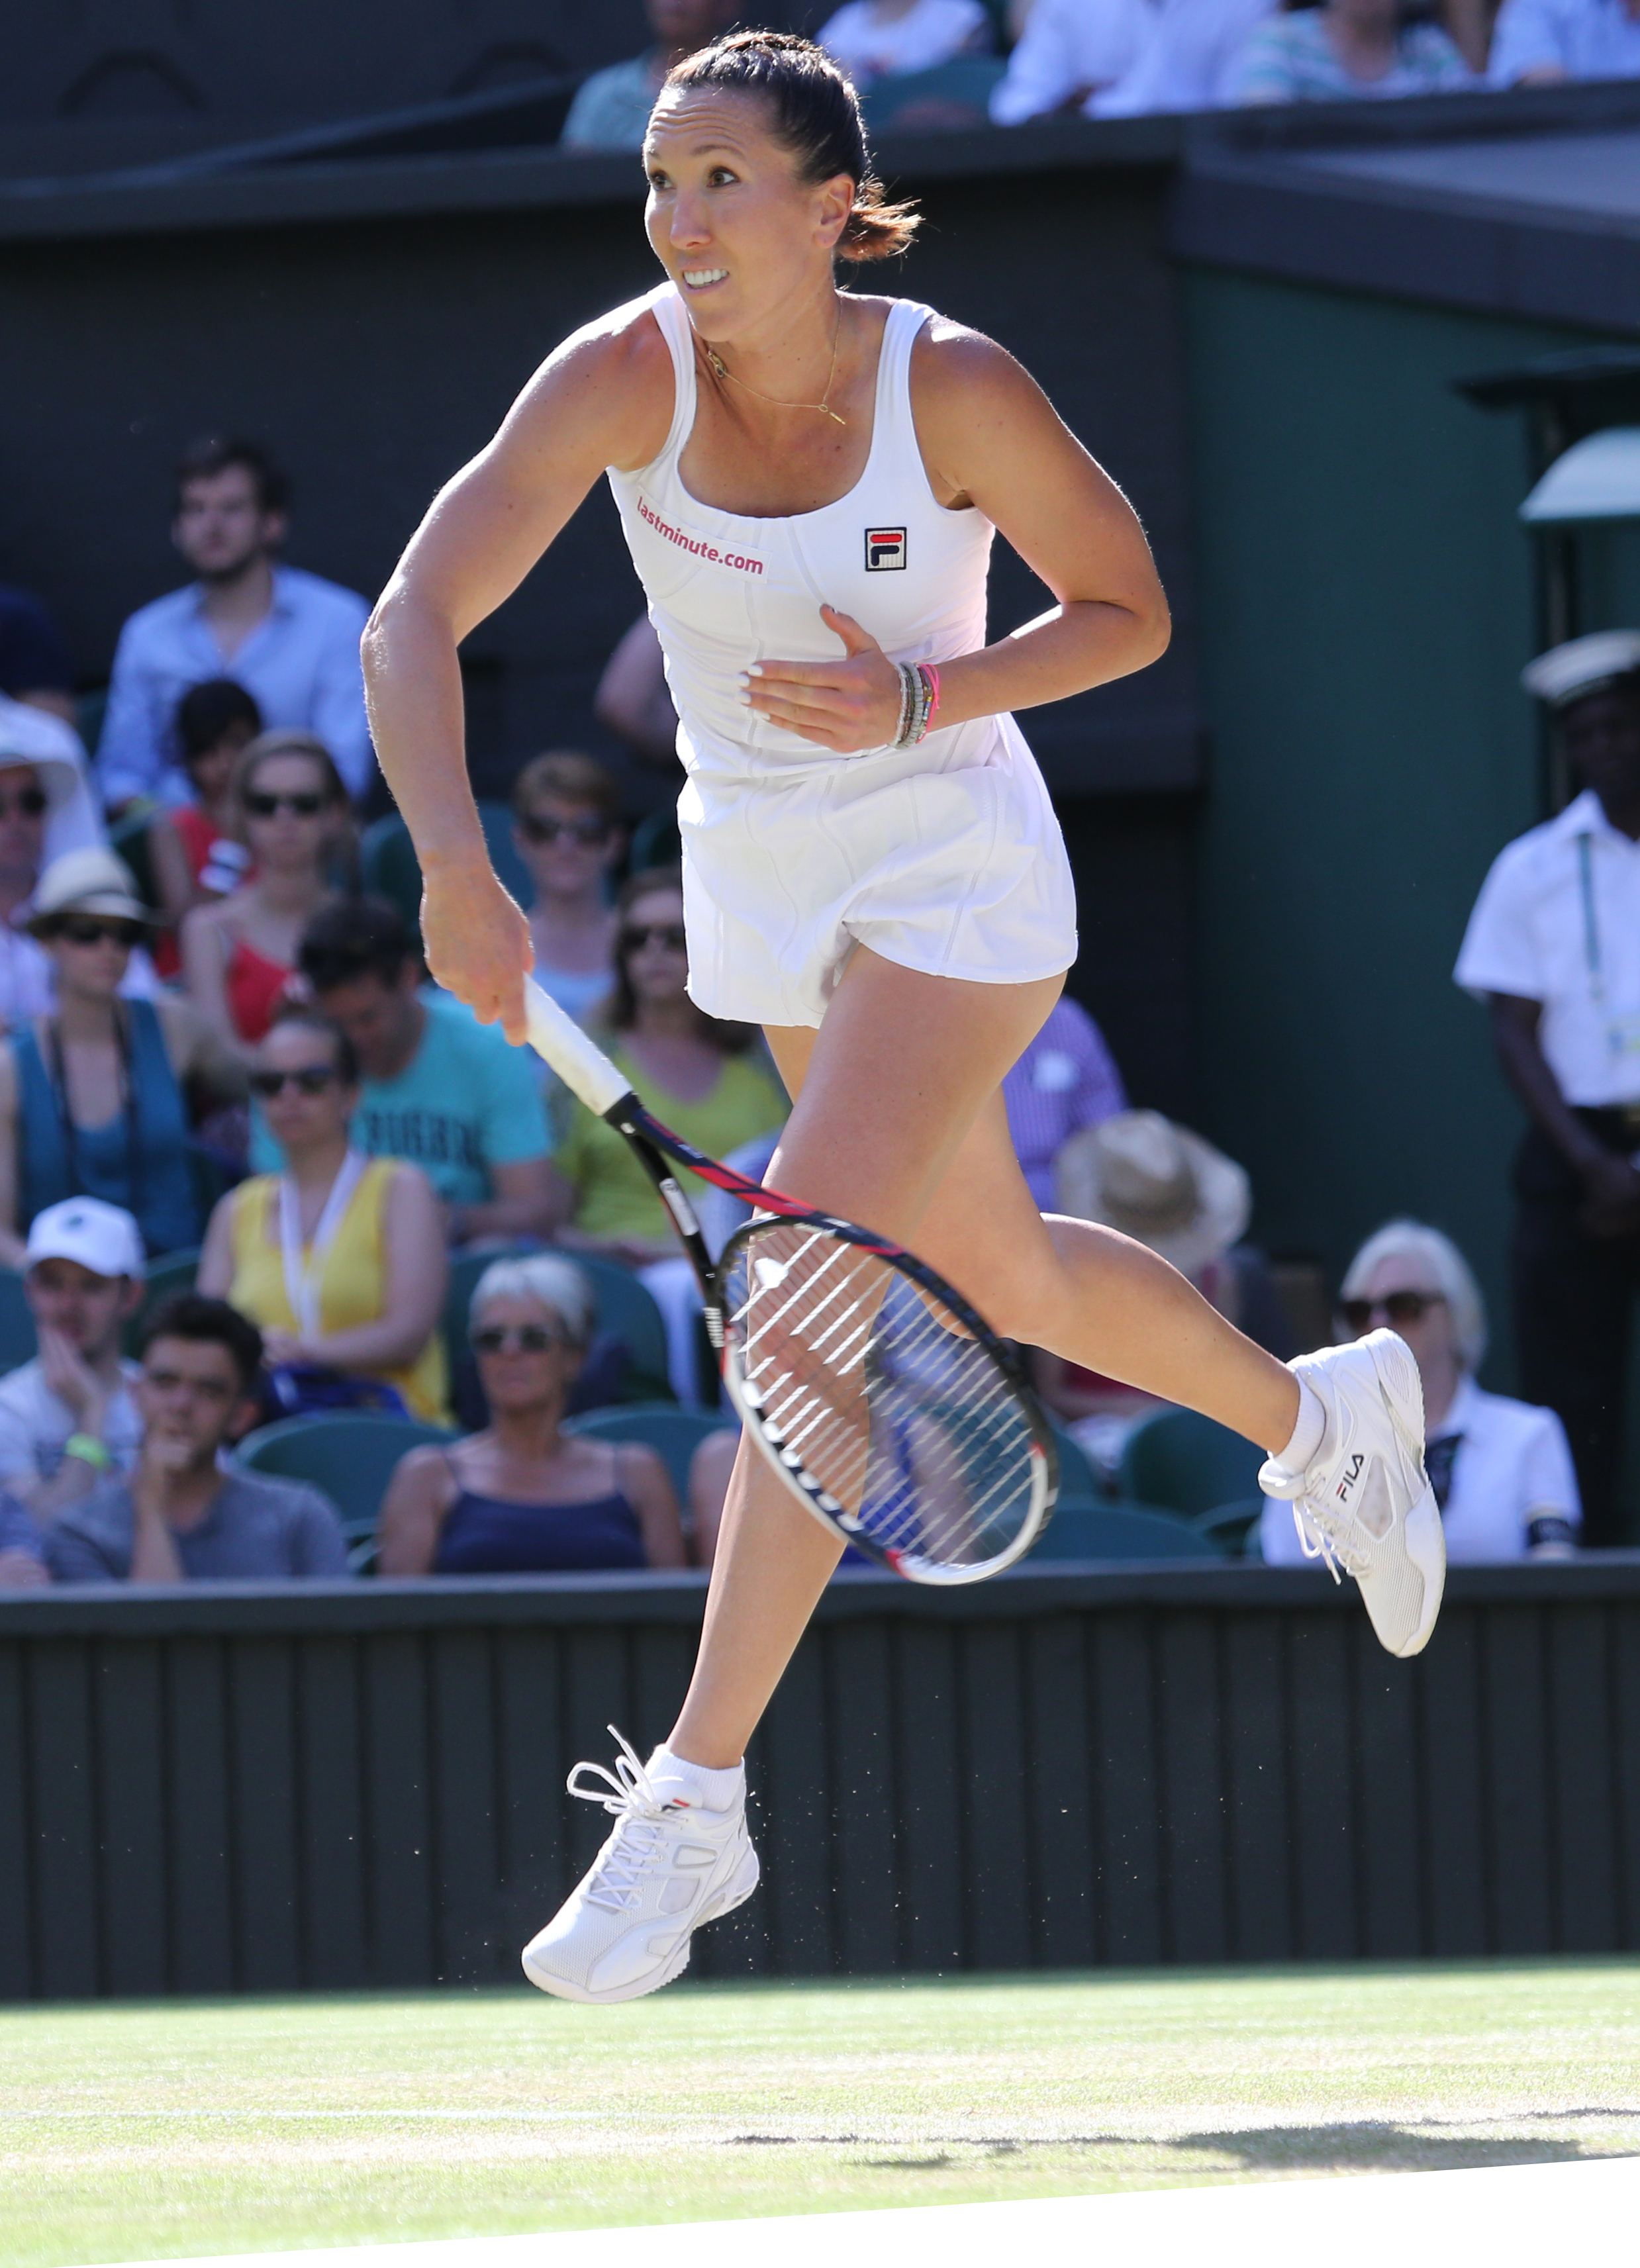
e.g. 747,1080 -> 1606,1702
723,1219 -> 1042,1574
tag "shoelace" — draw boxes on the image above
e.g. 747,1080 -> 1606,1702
567,1725 -> 687,1914
1291,1493 -> 1373,1583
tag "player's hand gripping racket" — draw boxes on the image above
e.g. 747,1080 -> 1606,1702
523,978 -> 1056,1582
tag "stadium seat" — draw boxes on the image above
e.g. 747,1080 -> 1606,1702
561,1401 -> 728,1505
442,1245 -> 673,1405
1118,1406 -> 1263,1518
628,808 -> 681,873
859,56 -> 1005,133
362,804 -> 535,939
107,805 -> 162,913
1047,1421 -> 1099,1499
1193,1497 -> 1266,1557
234,1411 -> 455,1546
1029,1495 -> 1219,1562
360,812 -> 424,936
125,1246 -> 200,1352
0,1272 -> 35,1369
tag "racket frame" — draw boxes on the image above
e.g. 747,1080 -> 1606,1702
522,976 -> 1059,1582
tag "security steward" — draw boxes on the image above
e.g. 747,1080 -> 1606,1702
1456,630 -> 1640,1546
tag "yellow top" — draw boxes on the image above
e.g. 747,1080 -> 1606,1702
226,1156 -> 449,1424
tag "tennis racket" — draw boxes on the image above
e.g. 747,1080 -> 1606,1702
522,977 -> 1056,1583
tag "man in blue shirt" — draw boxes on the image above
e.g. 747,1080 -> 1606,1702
252,896 -> 555,1247
96,437 -> 375,812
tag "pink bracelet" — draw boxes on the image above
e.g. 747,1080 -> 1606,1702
918,661 -> 941,735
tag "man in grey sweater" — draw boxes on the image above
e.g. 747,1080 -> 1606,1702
43,1293 -> 348,1584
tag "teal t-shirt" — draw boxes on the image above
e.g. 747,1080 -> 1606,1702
250,989 -> 549,1207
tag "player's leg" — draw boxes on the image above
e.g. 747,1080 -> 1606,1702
663,950 -> 1299,1776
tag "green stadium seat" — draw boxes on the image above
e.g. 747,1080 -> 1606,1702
362,804 -> 536,944
107,804 -> 162,914
1047,1421 -> 1099,1500
1118,1406 -> 1263,1519
0,1272 -> 36,1370
1030,1495 -> 1220,1562
124,1246 -> 201,1354
360,812 -> 424,936
1193,1497 -> 1266,1558
444,1244 -> 673,1404
561,1401 -> 728,1505
234,1411 -> 455,1545
628,808 -> 681,874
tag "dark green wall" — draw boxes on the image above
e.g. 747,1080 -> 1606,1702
1182,270 -> 1616,1384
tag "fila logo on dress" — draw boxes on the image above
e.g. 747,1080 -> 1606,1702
865,526 -> 906,571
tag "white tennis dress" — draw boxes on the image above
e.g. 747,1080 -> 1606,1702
606,283 -> 1078,1028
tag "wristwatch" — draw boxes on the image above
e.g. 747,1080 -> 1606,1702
64,1433 -> 113,1472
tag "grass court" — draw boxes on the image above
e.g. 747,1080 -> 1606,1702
5,1961 -> 1640,2265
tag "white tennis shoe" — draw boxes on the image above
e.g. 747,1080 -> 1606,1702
1259,1329 -> 1445,1659
521,1728 -> 759,2004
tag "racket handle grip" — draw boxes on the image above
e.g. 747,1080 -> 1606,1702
522,976 -> 634,1116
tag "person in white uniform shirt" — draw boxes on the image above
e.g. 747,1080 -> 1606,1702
1490,0 -> 1640,83
96,437 -> 375,812
0,1197 -> 146,1526
1263,1222 -> 1579,1566
362,28 -> 1441,2007
1455,630 -> 1640,1548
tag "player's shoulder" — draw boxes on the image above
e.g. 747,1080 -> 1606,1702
908,304 -> 1025,393
544,289 -> 675,404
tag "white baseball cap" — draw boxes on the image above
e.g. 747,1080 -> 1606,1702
24,1198 -> 146,1280
1521,630 -> 1640,710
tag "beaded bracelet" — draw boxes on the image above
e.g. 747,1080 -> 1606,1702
889,659 -> 943,751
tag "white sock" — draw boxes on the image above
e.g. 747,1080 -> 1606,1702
1275,1378 -> 1327,1474
647,1743 -> 744,1812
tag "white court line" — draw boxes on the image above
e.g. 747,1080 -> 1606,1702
95,2153 -> 1640,2268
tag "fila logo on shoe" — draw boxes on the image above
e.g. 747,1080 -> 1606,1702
865,526 -> 906,570
1334,1452 -> 1365,1504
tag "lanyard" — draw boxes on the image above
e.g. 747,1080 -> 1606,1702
279,1149 -> 367,1344
1578,833 -> 1605,1004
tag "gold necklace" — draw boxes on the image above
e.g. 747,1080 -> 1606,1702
704,310 -> 845,427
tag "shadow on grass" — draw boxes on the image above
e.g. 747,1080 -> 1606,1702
1166,2126 -> 1593,2172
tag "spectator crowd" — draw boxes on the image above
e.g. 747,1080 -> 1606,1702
0,333 -> 1620,1591
555,0 -> 1640,142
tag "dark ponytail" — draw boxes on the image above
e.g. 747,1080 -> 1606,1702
663,31 -> 920,263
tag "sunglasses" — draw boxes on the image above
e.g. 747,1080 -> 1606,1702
55,917 -> 140,949
245,790 -> 326,819
470,1323 -> 571,1355
249,1065 -> 340,1098
1338,1290 -> 1446,1333
0,787 -> 47,820
619,922 -> 688,955
520,812 -> 612,847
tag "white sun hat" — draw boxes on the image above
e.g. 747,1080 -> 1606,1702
1054,1109 -> 1252,1279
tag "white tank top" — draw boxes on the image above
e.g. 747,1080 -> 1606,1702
606,285 -> 1009,792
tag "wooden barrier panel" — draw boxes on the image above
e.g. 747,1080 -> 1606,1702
2,1560 -> 1640,1999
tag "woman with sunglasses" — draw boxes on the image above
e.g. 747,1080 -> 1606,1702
181,730 -> 348,1055
1261,1221 -> 1580,1565
510,751 -> 626,1026
377,1253 -> 686,1575
0,848 -> 242,1265
196,1011 -> 449,1423
548,868 -> 786,1271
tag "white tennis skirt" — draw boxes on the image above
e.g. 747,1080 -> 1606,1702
678,715 -> 1078,1030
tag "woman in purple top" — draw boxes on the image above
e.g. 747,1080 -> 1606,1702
1000,994 -> 1127,1210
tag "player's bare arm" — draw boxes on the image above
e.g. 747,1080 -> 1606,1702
361,311 -> 674,1038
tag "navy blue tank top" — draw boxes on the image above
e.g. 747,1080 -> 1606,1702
432,1448 -> 646,1574
15,1001 -> 199,1258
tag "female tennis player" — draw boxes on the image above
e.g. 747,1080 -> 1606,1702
363,31 -> 1442,2003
